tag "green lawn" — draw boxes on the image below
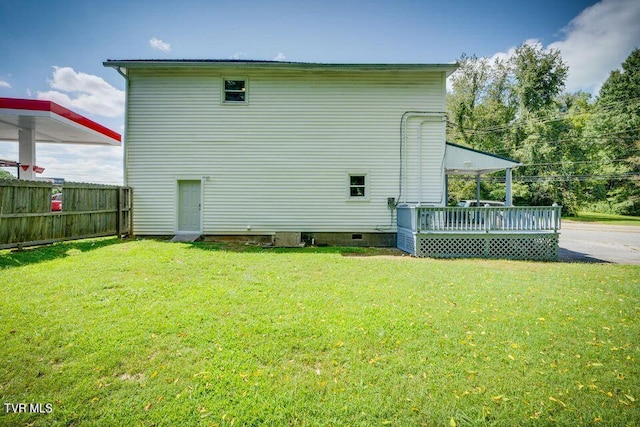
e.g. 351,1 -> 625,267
1,238 -> 639,426
563,212 -> 640,227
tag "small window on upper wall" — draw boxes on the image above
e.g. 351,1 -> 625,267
348,173 -> 368,200
223,79 -> 247,103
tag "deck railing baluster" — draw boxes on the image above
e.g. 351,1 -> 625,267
403,206 -> 562,233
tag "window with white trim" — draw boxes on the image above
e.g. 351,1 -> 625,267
348,173 -> 368,200
223,79 -> 247,103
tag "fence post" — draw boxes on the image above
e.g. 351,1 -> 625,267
116,187 -> 121,238
128,188 -> 133,236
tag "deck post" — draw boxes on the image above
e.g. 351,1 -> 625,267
444,173 -> 448,206
505,168 -> 513,206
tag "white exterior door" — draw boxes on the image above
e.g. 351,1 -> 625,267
178,180 -> 201,232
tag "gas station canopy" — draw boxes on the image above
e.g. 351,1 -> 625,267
0,97 -> 121,180
0,97 -> 121,145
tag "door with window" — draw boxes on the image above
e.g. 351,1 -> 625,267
178,180 -> 201,232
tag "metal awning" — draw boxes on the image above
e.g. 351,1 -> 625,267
444,142 -> 522,206
445,142 -> 521,175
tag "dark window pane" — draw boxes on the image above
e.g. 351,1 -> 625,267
225,80 -> 246,91
350,175 -> 365,186
225,92 -> 246,102
350,186 -> 365,197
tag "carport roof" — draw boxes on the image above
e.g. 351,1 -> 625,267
0,97 -> 121,146
445,142 -> 521,175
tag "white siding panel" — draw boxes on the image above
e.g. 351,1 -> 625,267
126,68 -> 446,234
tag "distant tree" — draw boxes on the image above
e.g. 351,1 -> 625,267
447,44 -> 580,211
510,43 -> 568,114
585,48 -> 640,214
447,54 -> 516,155
0,169 -> 16,180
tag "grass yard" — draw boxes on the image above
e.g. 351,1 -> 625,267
563,212 -> 640,227
1,238 -> 639,426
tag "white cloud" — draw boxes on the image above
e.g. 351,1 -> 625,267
231,52 -> 246,60
36,66 -> 124,118
489,39 -> 542,63
149,37 -> 171,52
0,79 -> 11,89
273,52 -> 286,61
12,68 -> 125,184
487,0 -> 640,94
0,141 -> 123,184
36,144 -> 123,185
548,0 -> 640,93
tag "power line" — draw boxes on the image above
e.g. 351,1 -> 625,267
447,95 -> 640,134
452,173 -> 640,183
446,125 -> 640,158
514,174 -> 640,183
520,157 -> 639,168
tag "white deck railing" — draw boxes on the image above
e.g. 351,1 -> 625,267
397,205 -> 561,233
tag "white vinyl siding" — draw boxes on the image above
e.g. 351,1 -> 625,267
125,67 -> 447,235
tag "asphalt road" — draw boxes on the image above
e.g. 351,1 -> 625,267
558,222 -> 640,264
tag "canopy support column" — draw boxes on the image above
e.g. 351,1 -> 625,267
18,123 -> 36,181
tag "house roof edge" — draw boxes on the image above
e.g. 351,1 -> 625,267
103,59 -> 458,76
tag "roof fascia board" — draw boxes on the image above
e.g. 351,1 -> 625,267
104,60 -> 458,76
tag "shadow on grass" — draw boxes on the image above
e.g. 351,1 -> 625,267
557,247 -> 610,264
183,241 -> 407,257
186,241 -> 620,264
0,237 -> 127,269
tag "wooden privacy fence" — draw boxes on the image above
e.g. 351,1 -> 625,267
0,179 -> 131,249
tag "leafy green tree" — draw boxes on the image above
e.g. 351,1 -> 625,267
510,43 -> 568,114
0,169 -> 16,180
447,54 -> 516,155
584,48 -> 640,214
447,43 -> 578,211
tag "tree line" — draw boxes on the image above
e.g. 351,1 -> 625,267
446,45 -> 640,215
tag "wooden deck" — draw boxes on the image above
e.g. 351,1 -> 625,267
397,205 -> 561,260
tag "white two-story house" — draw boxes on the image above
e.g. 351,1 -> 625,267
105,60 -> 560,259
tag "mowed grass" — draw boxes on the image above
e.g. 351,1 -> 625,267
1,238 -> 639,426
563,212 -> 640,227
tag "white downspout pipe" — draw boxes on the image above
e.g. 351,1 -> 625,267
400,111 -> 445,205
417,121 -> 422,206
417,119 -> 431,207
117,66 -> 129,186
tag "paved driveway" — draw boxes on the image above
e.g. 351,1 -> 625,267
558,222 -> 640,264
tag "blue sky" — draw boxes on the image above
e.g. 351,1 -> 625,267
1,0 -> 639,184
